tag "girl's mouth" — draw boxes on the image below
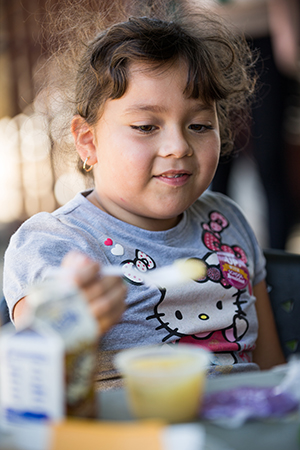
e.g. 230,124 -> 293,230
155,171 -> 191,186
161,173 -> 186,179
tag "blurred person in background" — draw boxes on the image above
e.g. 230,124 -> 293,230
210,0 -> 300,251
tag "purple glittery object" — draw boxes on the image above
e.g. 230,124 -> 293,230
201,386 -> 298,421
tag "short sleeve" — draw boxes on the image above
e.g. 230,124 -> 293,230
3,212 -> 84,318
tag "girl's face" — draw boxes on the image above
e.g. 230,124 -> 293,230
78,61 -> 220,231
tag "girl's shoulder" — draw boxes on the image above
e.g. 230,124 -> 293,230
52,189 -> 94,218
6,191 -> 98,254
191,190 -> 259,246
18,190 -> 93,228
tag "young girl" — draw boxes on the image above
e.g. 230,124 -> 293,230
3,1 -> 285,389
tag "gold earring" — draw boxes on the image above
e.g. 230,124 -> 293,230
83,157 -> 93,172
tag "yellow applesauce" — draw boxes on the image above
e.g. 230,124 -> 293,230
125,354 -> 207,423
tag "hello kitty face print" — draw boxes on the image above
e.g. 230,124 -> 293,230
146,252 -> 249,364
145,210 -> 252,365
116,210 -> 253,366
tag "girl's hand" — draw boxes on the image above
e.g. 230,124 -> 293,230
61,252 -> 127,335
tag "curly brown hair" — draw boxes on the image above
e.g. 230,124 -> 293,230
42,0 -> 257,164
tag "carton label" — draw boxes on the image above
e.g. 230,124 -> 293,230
0,326 -> 64,426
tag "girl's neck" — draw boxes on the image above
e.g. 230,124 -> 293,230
87,190 -> 183,231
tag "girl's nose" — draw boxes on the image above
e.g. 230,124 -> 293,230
158,128 -> 193,158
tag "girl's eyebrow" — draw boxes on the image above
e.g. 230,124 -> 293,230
123,104 -> 167,115
123,103 -> 215,115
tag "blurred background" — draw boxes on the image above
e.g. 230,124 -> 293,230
0,0 -> 90,293
0,0 -> 300,293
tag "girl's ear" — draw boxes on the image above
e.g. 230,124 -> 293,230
71,115 -> 98,165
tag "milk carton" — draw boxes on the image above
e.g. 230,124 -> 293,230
0,320 -> 64,429
0,276 -> 99,429
27,277 -> 99,418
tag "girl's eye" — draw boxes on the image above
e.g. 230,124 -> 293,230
189,124 -> 213,132
131,125 -> 156,133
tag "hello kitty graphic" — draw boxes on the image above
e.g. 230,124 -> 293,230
146,252 -> 249,364
118,211 -> 252,366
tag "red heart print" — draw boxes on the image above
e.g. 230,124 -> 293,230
104,238 -> 113,246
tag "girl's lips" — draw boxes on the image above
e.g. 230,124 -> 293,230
154,171 -> 192,186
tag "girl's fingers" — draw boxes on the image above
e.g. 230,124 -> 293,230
89,280 -> 127,319
61,252 -> 100,287
61,251 -> 91,269
81,275 -> 124,304
88,282 -> 127,334
61,251 -> 127,334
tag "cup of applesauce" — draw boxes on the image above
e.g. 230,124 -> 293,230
114,344 -> 211,423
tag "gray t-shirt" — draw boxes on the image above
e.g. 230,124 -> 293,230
4,190 -> 266,389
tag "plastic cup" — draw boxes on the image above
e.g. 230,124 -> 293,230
114,344 -> 211,423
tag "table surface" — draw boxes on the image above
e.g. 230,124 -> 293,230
100,366 -> 300,450
1,366 -> 299,450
